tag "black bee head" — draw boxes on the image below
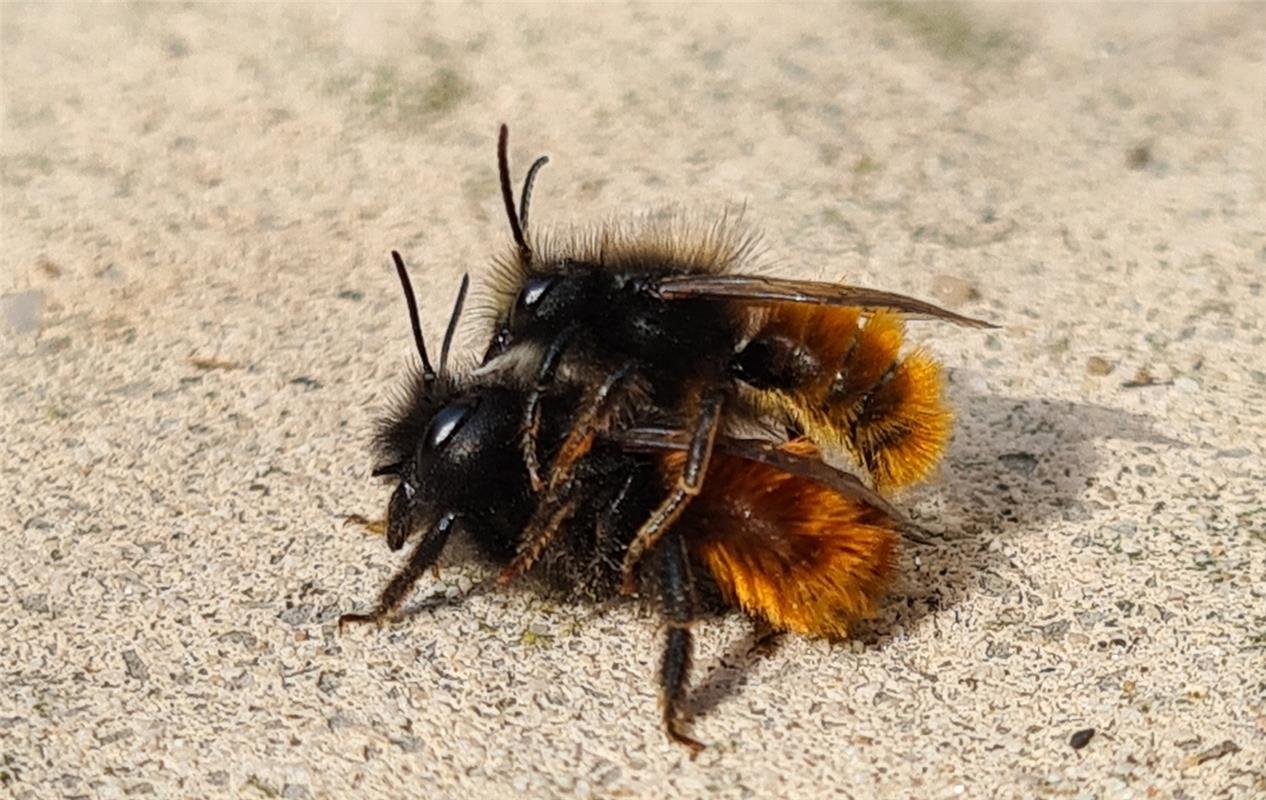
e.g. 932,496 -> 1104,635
374,382 -> 525,551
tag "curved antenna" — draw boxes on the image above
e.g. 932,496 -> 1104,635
390,251 -> 436,381
518,155 -> 550,233
498,124 -> 530,262
439,272 -> 470,375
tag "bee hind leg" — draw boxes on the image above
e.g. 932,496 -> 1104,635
655,529 -> 705,756
620,390 -> 724,594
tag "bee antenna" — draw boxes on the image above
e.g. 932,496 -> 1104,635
439,272 -> 470,375
518,155 -> 550,234
498,123 -> 532,265
390,251 -> 436,382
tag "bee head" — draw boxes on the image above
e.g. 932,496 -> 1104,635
372,253 -> 495,550
488,269 -> 605,359
378,382 -> 527,549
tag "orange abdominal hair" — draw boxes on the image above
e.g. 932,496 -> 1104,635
668,441 -> 899,639
748,305 -> 950,491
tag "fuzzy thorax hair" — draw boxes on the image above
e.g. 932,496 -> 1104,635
473,206 -> 766,330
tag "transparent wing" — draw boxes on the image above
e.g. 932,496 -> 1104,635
610,427 -> 932,543
653,274 -> 996,328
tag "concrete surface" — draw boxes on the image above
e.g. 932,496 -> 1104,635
3,4 -> 1264,798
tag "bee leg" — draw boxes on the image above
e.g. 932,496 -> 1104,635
501,364 -> 634,583
620,391 -> 724,595
655,529 -> 705,756
592,472 -> 637,575
521,325 -> 578,492
339,512 -> 457,630
497,488 -> 579,585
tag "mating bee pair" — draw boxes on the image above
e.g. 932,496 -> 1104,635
339,126 -> 993,752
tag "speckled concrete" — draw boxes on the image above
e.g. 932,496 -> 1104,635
3,4 -> 1264,798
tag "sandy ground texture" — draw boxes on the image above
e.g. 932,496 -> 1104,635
3,4 -> 1265,798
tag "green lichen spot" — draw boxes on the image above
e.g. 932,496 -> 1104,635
852,155 -> 880,175
873,2 -> 1017,65
520,628 -> 555,648
366,64 -> 471,129
245,774 -> 279,798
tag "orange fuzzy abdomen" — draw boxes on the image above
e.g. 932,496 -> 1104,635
668,443 -> 898,638
746,305 -> 950,491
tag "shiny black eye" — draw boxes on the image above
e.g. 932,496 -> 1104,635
517,277 -> 554,312
423,399 -> 478,451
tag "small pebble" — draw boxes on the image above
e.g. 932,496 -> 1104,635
1122,368 -> 1159,388
122,649 -> 149,683
1126,142 -> 1153,169
1069,728 -> 1095,750
1086,356 -> 1113,376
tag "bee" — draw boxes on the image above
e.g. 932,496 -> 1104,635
340,253 -> 913,752
477,126 -> 995,593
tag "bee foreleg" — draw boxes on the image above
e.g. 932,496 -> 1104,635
521,325 -> 578,492
338,512 -> 457,630
504,364 -> 636,584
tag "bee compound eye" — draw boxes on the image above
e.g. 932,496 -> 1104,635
518,277 -> 554,310
423,398 -> 479,451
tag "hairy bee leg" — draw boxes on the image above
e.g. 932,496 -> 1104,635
592,472 -> 637,574
522,405 -> 545,492
521,325 -> 579,492
497,490 -> 579,585
620,391 -> 724,595
339,513 -> 457,630
656,529 -> 705,756
500,364 -> 635,583
550,363 -> 632,486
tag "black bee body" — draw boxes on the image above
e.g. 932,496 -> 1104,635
487,257 -> 742,401
371,367 -> 664,598
480,225 -> 777,603
342,125 -> 991,753
342,250 -> 718,751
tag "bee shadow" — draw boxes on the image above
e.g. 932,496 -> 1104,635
689,390 -> 1177,716
689,624 -> 787,721
871,388 -> 1180,638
